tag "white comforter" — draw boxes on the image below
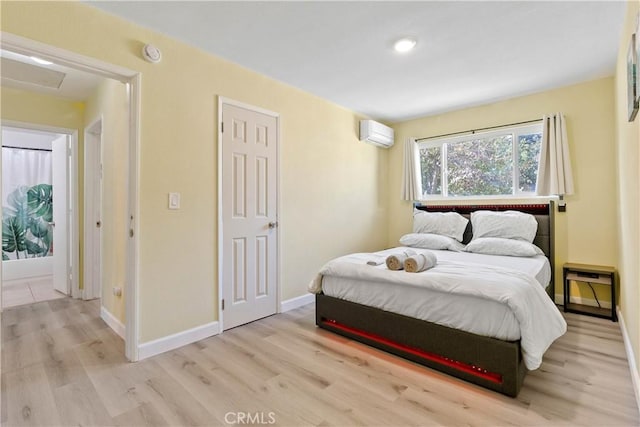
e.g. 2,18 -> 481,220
309,251 -> 567,370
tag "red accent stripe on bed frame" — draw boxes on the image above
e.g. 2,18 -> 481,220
321,319 -> 503,384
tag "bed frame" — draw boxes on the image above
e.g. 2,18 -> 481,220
315,203 -> 554,397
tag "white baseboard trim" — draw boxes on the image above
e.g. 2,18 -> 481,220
2,257 -> 53,282
569,295 -> 612,309
617,306 -> 640,413
100,306 -> 126,339
138,321 -> 220,360
280,293 -> 314,312
554,294 -> 612,309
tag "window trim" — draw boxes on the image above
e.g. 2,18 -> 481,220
417,122 -> 543,199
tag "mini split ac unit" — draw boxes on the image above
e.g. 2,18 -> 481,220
359,119 -> 395,148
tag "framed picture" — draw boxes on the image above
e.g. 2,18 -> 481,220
627,33 -> 638,122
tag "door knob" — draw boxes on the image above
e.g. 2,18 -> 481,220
268,221 -> 278,229
47,221 -> 56,228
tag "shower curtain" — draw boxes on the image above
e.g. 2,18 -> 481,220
2,147 -> 53,260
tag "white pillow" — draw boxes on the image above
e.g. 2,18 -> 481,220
465,237 -> 544,257
470,210 -> 538,243
413,210 -> 469,242
400,233 -> 466,252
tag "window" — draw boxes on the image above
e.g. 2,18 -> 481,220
418,123 -> 542,198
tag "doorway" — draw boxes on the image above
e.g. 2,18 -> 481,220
1,126 -> 73,308
219,98 -> 280,330
1,32 -> 141,361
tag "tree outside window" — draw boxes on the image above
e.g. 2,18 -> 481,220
417,123 -> 542,198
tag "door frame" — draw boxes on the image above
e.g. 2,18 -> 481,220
83,117 -> 103,301
217,96 -> 281,331
1,32 -> 142,361
0,121 -> 78,299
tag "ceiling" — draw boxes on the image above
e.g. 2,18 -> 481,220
0,50 -> 104,101
89,1 -> 625,122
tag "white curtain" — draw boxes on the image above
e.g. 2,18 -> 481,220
536,114 -> 574,196
401,137 -> 422,200
2,147 -> 52,204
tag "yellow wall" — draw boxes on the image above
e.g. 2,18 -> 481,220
84,79 -> 129,322
614,0 -> 640,381
0,86 -> 86,287
1,2 -> 388,342
1,87 -> 85,131
388,77 -> 618,303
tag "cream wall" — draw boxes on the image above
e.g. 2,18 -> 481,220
1,87 -> 85,132
84,79 -> 129,322
1,2 -> 388,342
388,77 -> 618,302
614,0 -> 640,383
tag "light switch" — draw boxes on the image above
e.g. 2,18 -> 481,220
168,192 -> 181,210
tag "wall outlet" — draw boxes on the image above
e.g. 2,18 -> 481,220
113,287 -> 122,297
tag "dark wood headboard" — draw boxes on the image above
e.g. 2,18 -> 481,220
414,202 -> 555,298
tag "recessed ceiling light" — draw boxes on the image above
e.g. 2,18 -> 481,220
394,38 -> 417,53
30,56 -> 53,66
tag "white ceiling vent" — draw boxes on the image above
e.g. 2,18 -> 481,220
1,57 -> 66,90
359,120 -> 394,148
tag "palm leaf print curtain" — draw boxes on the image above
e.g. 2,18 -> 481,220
2,147 -> 53,260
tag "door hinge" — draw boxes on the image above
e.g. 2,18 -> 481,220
221,122 -> 224,133
221,299 -> 225,310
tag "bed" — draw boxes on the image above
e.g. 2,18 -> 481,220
312,203 -> 565,397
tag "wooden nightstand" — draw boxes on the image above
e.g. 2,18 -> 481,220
563,263 -> 617,322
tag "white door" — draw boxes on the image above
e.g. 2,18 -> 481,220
52,135 -> 69,295
222,103 -> 278,330
84,122 -> 102,300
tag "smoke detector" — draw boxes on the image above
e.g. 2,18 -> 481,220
142,44 -> 162,63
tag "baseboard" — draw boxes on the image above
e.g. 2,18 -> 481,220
280,293 -> 315,312
100,306 -> 126,339
617,306 -> 640,413
138,321 -> 220,360
568,295 -> 612,309
2,257 -> 53,282
554,294 -> 612,309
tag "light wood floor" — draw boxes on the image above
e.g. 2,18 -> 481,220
1,298 -> 639,426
